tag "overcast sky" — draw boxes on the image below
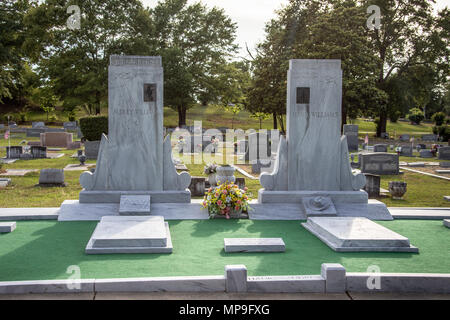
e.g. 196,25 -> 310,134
142,0 -> 449,59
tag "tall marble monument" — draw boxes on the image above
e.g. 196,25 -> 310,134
260,60 -> 390,219
79,56 -> 191,203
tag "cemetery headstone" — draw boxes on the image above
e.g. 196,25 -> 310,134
363,173 -> 381,198
422,134 -> 437,142
63,121 -> 78,130
84,140 -> 100,159
260,59 -> 366,193
26,128 -> 46,137
438,146 -> 450,160
6,146 -> 22,159
343,124 -> 359,151
400,145 -> 413,157
419,149 -> 433,158
31,146 -> 47,159
399,134 -> 410,142
38,169 -> 66,187
79,55 -> 190,203
373,144 -> 388,152
245,132 -> 271,163
360,153 -> 399,175
32,122 -> 45,128
40,132 -> 73,148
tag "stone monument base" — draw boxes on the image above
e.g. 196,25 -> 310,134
79,189 -> 191,203
302,217 -> 418,253
258,189 -> 392,220
85,216 -> 173,254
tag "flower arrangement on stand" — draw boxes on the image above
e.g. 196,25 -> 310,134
204,163 -> 218,186
202,182 -> 251,219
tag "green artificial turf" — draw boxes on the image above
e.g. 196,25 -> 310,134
0,219 -> 448,282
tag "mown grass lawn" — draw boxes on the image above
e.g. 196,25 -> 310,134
0,126 -> 447,208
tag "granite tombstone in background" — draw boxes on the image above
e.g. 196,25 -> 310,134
79,56 -> 190,203
438,147 -> 450,160
360,153 -> 399,175
373,144 -> 388,153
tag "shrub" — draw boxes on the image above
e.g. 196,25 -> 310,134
407,108 -> 424,125
431,112 -> 446,126
79,116 -> 108,141
432,125 -> 450,142
18,112 -> 27,122
389,111 -> 401,123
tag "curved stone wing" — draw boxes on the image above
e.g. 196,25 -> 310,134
260,135 -> 288,191
163,135 -> 191,191
339,135 -> 366,191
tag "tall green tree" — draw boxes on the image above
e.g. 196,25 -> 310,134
148,0 -> 238,126
247,0 -> 383,132
24,0 -> 151,115
362,0 -> 448,136
0,0 -> 31,104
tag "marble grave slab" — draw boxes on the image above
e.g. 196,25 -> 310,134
85,216 -> 172,254
302,217 -> 418,252
224,238 -> 286,253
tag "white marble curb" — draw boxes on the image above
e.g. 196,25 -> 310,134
346,273 -> 450,294
1,265 -> 449,294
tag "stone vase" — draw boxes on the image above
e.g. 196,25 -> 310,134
215,165 -> 236,185
389,181 -> 407,200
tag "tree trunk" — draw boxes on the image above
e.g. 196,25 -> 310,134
341,102 -> 347,134
377,110 -> 388,137
95,92 -> 101,115
273,113 -> 278,130
277,114 -> 286,135
178,106 -> 187,127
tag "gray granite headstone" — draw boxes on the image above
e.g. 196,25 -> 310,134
363,173 -> 380,198
422,134 -> 437,142
400,145 -> 413,157
373,144 -> 388,152
31,146 -> 47,159
438,147 -> 450,160
343,125 -> 359,152
32,122 -> 45,128
360,153 -> 399,175
63,121 -> 78,130
419,150 -> 433,158
39,169 -> 65,186
6,146 -> 22,159
399,134 -> 410,142
245,132 -> 271,163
